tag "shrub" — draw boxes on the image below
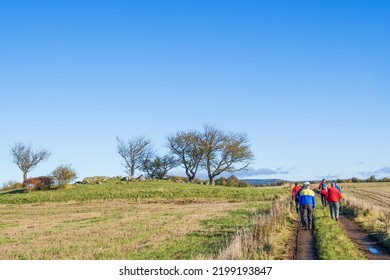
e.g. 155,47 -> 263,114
1,180 -> 23,191
51,164 -> 77,187
238,180 -> 251,188
215,177 -> 227,186
227,175 -> 240,187
24,176 -> 54,192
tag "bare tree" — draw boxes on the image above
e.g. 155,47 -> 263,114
167,130 -> 204,183
141,155 -> 178,179
116,136 -> 153,177
200,125 -> 254,185
10,142 -> 51,191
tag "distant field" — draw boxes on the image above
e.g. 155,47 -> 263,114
340,182 -> 390,210
0,181 -> 287,260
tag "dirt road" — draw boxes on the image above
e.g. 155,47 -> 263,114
294,226 -> 318,260
339,215 -> 390,260
292,212 -> 390,260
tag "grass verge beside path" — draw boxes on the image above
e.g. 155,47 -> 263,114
314,203 -> 366,260
217,196 -> 295,260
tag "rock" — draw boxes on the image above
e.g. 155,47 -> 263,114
138,175 -> 146,182
82,176 -> 109,184
121,176 -> 134,182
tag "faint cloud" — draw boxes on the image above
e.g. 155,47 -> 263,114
316,174 -> 341,180
356,171 -> 371,177
374,167 -> 390,174
356,161 -> 364,165
356,166 -> 390,178
234,167 -> 290,177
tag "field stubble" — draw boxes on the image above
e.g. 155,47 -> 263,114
0,181 -> 287,260
0,201 -> 260,259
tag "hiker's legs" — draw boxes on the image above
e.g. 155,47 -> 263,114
334,202 -> 340,219
307,204 -> 313,229
321,194 -> 326,206
301,205 -> 308,228
329,202 -> 336,219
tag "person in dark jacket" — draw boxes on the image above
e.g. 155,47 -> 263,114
299,182 -> 316,230
326,182 -> 342,221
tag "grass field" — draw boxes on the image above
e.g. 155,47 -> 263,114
341,182 -> 390,210
0,181 -> 288,260
339,182 -> 390,250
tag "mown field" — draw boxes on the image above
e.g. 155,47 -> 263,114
340,182 -> 390,210
0,181 -> 288,260
339,182 -> 390,251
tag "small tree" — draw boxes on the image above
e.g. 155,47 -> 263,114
51,164 -> 77,187
167,130 -> 204,183
141,155 -> 178,179
351,177 -> 360,183
10,142 -> 51,192
226,175 -> 240,187
366,175 -> 377,182
116,136 -> 153,177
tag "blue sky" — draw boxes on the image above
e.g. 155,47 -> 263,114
1,0 -> 389,184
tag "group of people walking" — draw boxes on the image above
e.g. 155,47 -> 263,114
291,179 -> 343,230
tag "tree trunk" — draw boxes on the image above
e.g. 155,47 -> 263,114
23,172 -> 28,193
131,164 -> 135,177
209,175 -> 215,185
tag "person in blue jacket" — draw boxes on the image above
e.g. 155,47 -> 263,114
332,181 -> 342,193
299,182 -> 316,230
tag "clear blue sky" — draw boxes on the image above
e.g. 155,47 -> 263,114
1,0 -> 389,184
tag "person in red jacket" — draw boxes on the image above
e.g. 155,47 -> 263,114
291,182 -> 301,214
318,179 -> 328,207
326,182 -> 342,221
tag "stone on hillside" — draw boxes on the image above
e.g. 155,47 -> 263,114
82,176 -> 109,184
138,175 -> 146,182
121,176 -> 134,182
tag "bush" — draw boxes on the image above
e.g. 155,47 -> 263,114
227,175 -> 240,187
51,164 -> 77,187
215,177 -> 227,186
24,176 -> 54,192
1,181 -> 23,191
238,180 -> 251,188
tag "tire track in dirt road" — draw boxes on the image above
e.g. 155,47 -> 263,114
293,221 -> 318,260
339,215 -> 390,260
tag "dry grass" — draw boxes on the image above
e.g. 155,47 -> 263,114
340,182 -> 390,249
0,200 -> 252,259
216,196 -> 293,260
341,182 -> 390,209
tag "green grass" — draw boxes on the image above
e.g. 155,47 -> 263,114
126,202 -> 272,259
314,202 -> 366,260
0,180 -> 285,204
